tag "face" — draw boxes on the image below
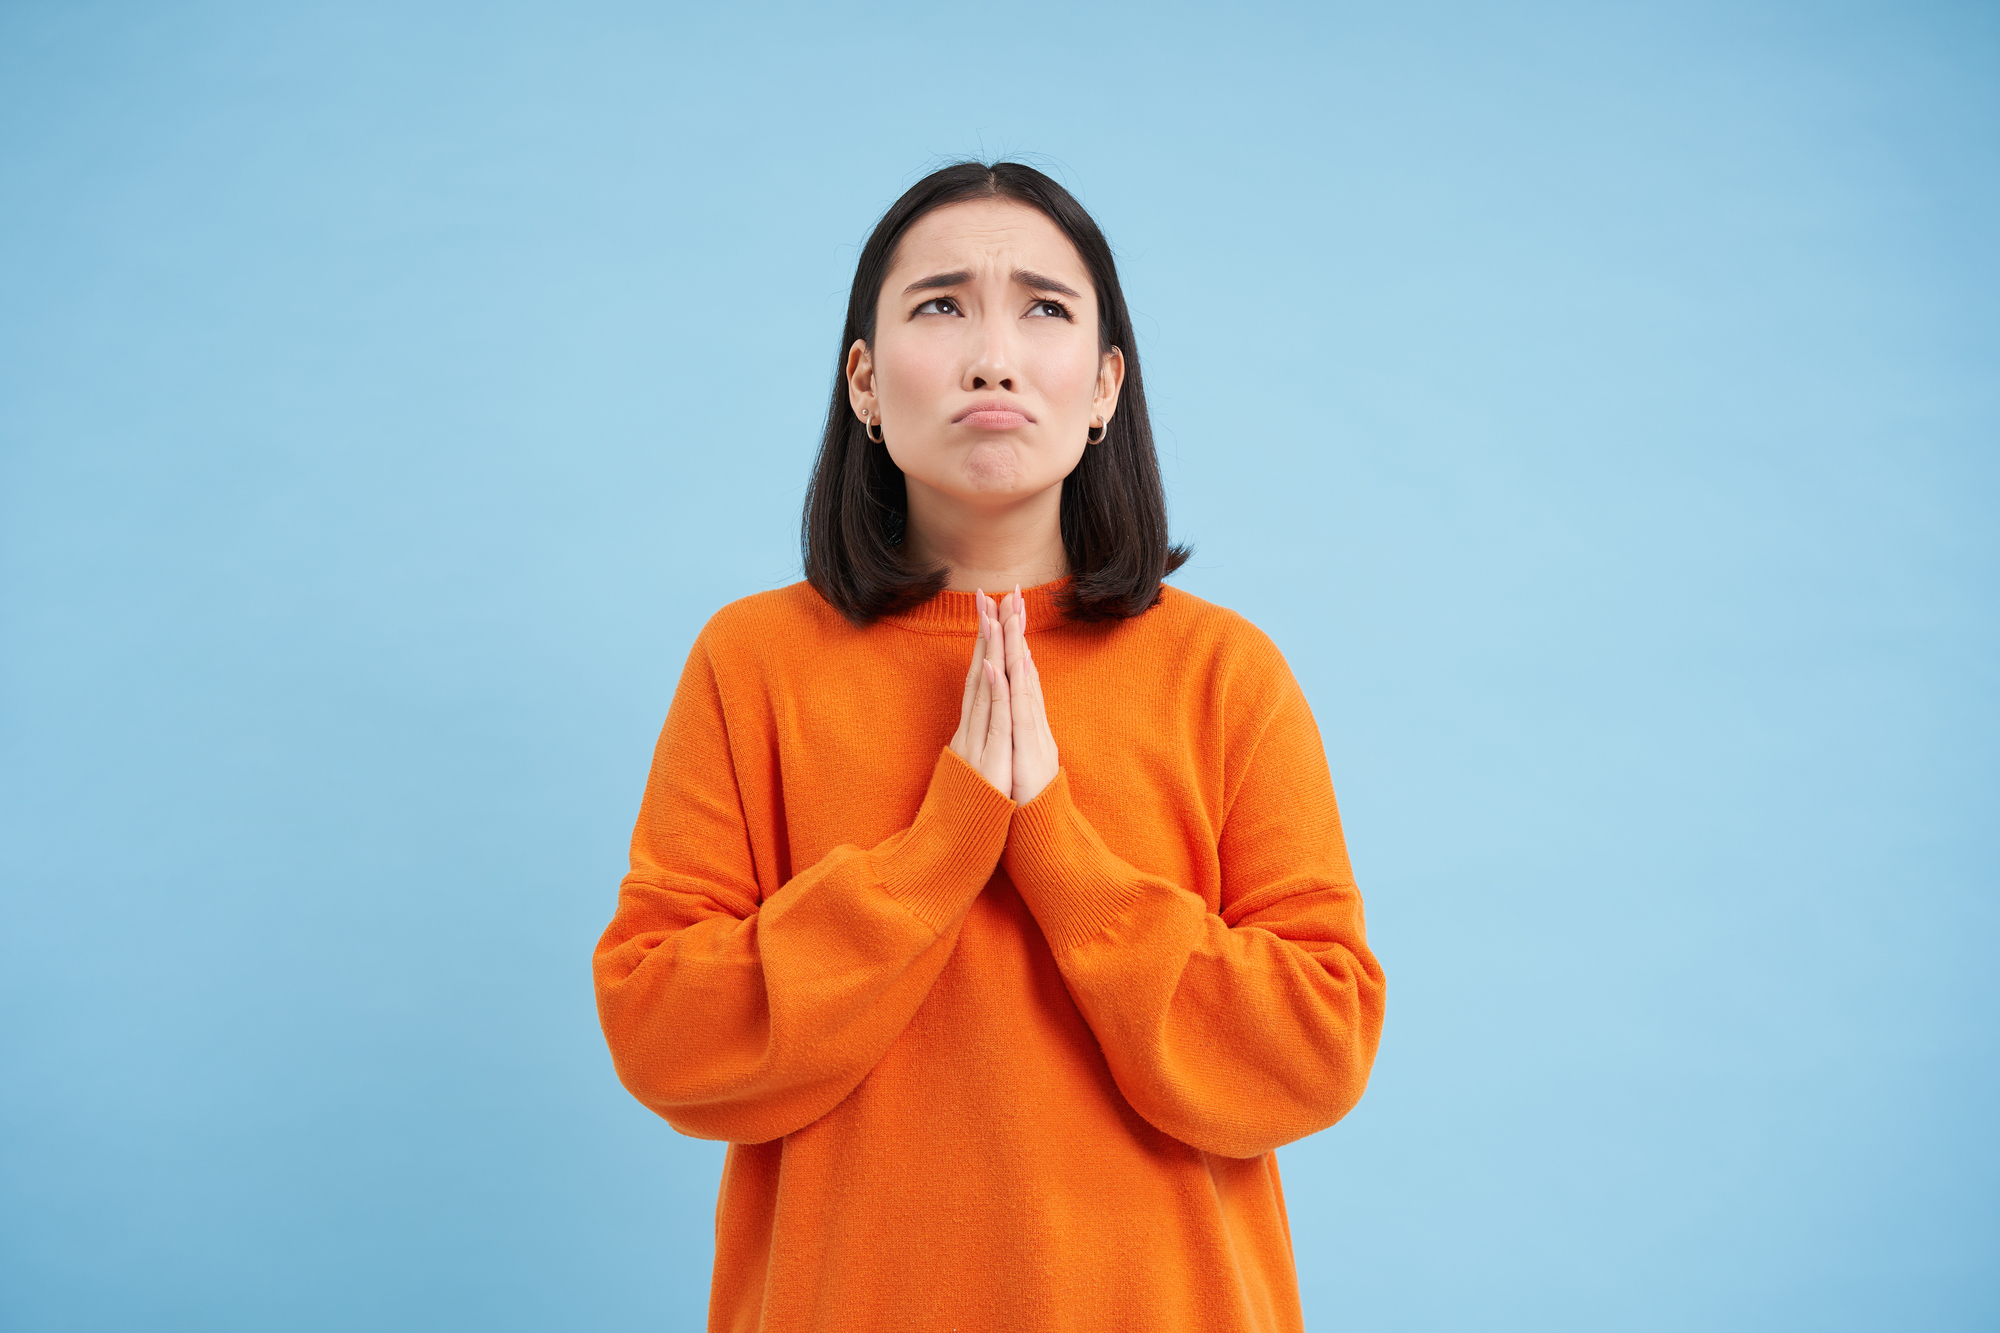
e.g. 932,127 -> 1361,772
847,198 -> 1124,514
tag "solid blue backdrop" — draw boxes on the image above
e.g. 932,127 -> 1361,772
1,2 -> 1994,1329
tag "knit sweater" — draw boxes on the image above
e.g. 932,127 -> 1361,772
593,575 -> 1385,1333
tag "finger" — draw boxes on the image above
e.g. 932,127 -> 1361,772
1024,644 -> 1059,772
986,670 -> 1013,767
1003,590 -> 1030,718
956,607 -> 985,738
1025,642 -> 1055,739
972,590 -> 993,697
982,593 -> 1006,677
967,615 -> 994,754
985,647 -> 1013,752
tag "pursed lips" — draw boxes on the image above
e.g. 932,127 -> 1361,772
953,401 -> 1035,430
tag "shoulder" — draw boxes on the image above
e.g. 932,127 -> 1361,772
1142,583 -> 1292,676
691,581 -> 846,669
1127,582 -> 1303,721
1143,585 -> 1329,777
697,580 -> 835,640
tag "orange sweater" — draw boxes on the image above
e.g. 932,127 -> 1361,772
593,576 -> 1385,1333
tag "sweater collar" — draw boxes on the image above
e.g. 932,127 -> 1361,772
879,574 -> 1077,635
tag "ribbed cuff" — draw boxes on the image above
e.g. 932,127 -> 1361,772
1001,769 -> 1148,951
877,746 -> 1016,932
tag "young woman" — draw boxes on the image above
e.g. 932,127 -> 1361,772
593,162 -> 1386,1333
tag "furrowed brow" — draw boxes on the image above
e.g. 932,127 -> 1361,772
1014,269 -> 1082,298
902,270 -> 972,295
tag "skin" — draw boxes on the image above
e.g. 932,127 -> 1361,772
845,198 -> 1123,804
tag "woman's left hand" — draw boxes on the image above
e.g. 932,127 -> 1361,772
994,587 -> 1060,805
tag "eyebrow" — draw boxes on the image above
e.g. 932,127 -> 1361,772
1013,269 -> 1081,298
899,268 -> 1083,299
902,270 -> 971,295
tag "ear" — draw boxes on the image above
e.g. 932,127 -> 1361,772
1092,345 -> 1126,426
846,339 -> 875,419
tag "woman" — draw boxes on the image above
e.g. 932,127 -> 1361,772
593,161 -> 1386,1333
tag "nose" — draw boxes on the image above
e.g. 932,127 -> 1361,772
962,315 -> 1015,393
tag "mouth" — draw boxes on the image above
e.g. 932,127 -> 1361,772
953,401 -> 1035,430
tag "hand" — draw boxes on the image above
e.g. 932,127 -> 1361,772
999,585 -> 1060,804
949,589 -> 1013,797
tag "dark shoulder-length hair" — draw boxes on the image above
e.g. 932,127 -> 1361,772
802,160 -> 1190,626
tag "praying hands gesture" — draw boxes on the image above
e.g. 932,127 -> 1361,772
949,586 -> 1061,805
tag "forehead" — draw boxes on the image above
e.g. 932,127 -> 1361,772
886,198 -> 1088,283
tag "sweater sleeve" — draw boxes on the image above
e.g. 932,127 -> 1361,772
593,634 -> 1015,1144
1000,676 -> 1386,1160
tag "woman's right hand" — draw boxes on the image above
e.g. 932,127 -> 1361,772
950,590 -> 1012,796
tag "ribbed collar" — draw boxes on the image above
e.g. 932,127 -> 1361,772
878,575 -> 1077,636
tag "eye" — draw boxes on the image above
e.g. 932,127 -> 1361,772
1027,299 -> 1073,320
914,296 -> 961,316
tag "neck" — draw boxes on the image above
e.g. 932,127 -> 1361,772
902,478 -> 1070,594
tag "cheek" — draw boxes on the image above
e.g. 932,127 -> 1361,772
1026,340 -> 1102,409
875,334 -> 955,404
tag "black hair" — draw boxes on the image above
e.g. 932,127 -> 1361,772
801,160 -> 1190,625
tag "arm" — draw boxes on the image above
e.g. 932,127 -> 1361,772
592,626 -> 1015,1144
1001,678 -> 1386,1160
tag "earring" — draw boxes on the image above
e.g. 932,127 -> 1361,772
1086,419 -> 1106,445
866,413 -> 885,445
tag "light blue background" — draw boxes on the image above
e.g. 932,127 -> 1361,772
2,2 -> 1994,1329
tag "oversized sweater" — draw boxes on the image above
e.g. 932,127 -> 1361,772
593,575 -> 1386,1333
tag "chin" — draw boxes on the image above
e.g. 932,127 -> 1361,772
960,441 -> 1027,491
